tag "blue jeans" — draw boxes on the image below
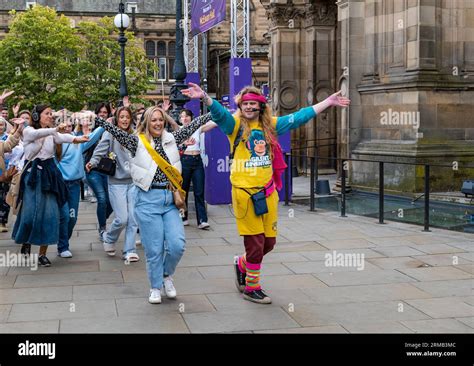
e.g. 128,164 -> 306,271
181,155 -> 208,224
134,187 -> 186,289
58,179 -> 81,253
106,183 -> 138,255
86,170 -> 113,230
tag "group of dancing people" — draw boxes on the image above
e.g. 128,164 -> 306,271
0,86 -> 349,304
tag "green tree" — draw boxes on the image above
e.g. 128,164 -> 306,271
0,6 -> 83,110
0,5 -> 156,111
75,17 -> 156,108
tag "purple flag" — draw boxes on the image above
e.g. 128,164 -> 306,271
191,0 -> 226,36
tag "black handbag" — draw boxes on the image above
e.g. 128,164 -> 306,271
95,156 -> 116,176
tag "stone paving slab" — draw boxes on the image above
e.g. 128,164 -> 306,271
72,283 -> 150,300
0,320 -> 60,333
8,299 -> 117,323
411,244 -> 466,255
0,305 -> 12,322
400,319 -> 474,333
255,325 -> 349,333
13,271 -> 124,288
283,260 -> 380,274
59,314 -> 190,333
404,298 -> 474,319
411,254 -> 471,267
341,322 -> 413,334
313,269 -> 418,287
0,286 -> 72,304
285,301 -> 431,327
367,256 -> 428,270
116,295 -> 215,316
411,279 -> 473,297
396,266 -> 472,282
301,283 -> 432,305
182,308 -> 300,333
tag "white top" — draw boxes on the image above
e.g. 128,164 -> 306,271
22,126 -> 75,161
183,127 -> 202,153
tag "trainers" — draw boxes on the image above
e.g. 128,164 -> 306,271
38,255 -> 52,267
198,222 -> 210,230
57,250 -> 73,258
123,252 -> 140,262
0,223 -> 7,232
163,276 -> 177,299
20,244 -> 31,257
233,256 -> 246,293
182,220 -> 189,226
88,196 -> 97,203
103,242 -> 116,256
148,288 -> 162,304
243,289 -> 272,304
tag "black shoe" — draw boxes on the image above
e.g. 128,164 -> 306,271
20,244 -> 31,257
243,289 -> 272,304
38,255 -> 51,267
233,256 -> 246,293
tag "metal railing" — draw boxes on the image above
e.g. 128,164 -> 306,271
284,152 -> 474,232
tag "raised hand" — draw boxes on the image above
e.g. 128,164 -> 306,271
12,103 -> 21,117
123,96 -> 130,108
162,99 -> 171,112
56,123 -> 68,133
181,82 -> 205,99
0,90 -> 14,105
326,90 -> 351,108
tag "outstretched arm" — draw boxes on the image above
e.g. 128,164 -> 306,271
276,90 -> 350,135
94,117 -> 138,154
172,113 -> 212,144
182,82 -> 235,135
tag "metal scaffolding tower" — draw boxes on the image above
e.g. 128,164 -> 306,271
183,0 -> 199,72
231,0 -> 250,58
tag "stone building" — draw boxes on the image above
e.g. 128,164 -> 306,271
0,0 -> 270,102
263,0 -> 474,192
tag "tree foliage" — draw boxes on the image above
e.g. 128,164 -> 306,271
0,5 -> 156,111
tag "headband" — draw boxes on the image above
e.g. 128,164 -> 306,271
241,93 -> 267,104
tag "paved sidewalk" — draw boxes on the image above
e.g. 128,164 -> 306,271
0,199 -> 472,334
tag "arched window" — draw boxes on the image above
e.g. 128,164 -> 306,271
145,41 -> 155,57
144,40 -> 175,81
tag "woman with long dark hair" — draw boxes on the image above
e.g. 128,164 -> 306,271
13,105 -> 88,266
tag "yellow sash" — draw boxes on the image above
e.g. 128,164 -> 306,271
138,134 -> 186,196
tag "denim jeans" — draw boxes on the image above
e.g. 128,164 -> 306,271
58,179 -> 81,253
106,183 -> 138,255
181,155 -> 208,224
134,187 -> 185,289
86,170 -> 113,230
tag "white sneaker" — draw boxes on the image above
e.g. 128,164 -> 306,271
88,196 -> 97,203
103,242 -> 116,256
149,288 -> 162,304
198,222 -> 210,230
163,276 -> 177,299
182,220 -> 189,226
57,250 -> 73,258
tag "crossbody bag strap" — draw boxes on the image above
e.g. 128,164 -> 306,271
229,125 -> 243,161
138,134 -> 185,194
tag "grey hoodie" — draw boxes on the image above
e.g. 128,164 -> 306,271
89,131 -> 133,185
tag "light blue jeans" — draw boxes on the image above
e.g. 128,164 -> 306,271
134,187 -> 186,289
106,183 -> 138,255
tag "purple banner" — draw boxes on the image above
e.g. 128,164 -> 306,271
229,57 -> 252,111
191,0 -> 226,36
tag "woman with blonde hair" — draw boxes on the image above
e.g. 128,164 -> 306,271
182,83 -> 350,304
94,106 -> 211,304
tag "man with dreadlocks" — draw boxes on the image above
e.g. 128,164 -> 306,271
182,83 -> 350,304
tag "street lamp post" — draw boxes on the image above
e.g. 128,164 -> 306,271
114,1 -> 130,105
170,0 -> 189,122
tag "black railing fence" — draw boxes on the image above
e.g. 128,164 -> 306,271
284,152 -> 474,232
